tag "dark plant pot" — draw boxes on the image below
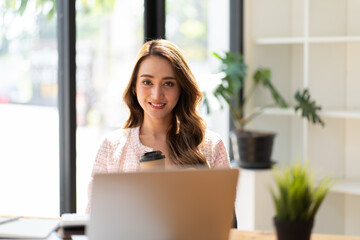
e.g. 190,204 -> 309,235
274,218 -> 314,240
230,130 -> 275,169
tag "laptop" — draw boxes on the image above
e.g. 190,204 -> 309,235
87,168 -> 239,240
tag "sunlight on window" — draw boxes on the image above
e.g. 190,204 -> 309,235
166,0 -> 230,148
75,0 -> 144,213
0,0 -> 59,217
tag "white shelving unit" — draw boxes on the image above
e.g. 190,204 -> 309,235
244,0 -> 360,236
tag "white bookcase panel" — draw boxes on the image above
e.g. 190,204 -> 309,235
308,43 -> 346,109
315,192 -> 345,234
244,0 -> 360,235
251,45 -> 303,107
307,118 -> 346,178
347,43 -> 360,108
345,119 -> 360,179
348,0 -> 360,35
251,0 -> 304,38
309,0 -> 347,36
345,195 -> 360,234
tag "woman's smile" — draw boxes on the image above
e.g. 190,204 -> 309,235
149,102 -> 166,109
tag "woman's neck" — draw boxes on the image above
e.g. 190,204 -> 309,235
140,115 -> 172,138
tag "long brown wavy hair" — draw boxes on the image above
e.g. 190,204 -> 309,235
123,39 -> 208,167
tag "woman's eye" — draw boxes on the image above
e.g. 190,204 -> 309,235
163,81 -> 175,87
142,80 -> 152,85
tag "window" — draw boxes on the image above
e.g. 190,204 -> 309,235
75,0 -> 144,213
166,0 -> 230,147
0,0 -> 232,216
0,0 -> 59,217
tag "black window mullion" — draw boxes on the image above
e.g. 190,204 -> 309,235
230,0 -> 243,54
229,0 -> 243,227
57,0 -> 77,215
229,0 -> 244,145
144,0 -> 165,41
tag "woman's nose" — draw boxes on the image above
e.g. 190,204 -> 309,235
151,85 -> 164,99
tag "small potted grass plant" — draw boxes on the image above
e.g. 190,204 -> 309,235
270,161 -> 333,240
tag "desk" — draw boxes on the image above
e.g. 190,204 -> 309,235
58,229 -> 360,240
229,229 -> 360,240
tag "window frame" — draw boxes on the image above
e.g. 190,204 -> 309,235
57,0 -> 77,214
57,0 -> 242,215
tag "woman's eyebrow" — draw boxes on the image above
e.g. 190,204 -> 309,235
163,76 -> 176,80
139,73 -> 153,78
139,74 -> 176,80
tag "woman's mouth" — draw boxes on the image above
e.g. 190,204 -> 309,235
149,102 -> 166,109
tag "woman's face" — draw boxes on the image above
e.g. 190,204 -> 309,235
135,55 -> 181,122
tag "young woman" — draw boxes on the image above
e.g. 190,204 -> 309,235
86,39 -> 230,212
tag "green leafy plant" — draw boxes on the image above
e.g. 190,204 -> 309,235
270,161 -> 333,221
203,52 -> 325,131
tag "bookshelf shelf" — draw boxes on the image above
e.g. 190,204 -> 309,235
261,108 -> 360,119
331,179 -> 360,196
255,36 -> 360,45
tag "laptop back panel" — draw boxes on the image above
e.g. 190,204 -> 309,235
87,168 -> 239,240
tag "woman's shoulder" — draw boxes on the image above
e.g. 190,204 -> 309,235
201,129 -> 225,151
203,129 -> 223,145
101,127 -> 137,146
104,127 -> 130,140
202,129 -> 230,168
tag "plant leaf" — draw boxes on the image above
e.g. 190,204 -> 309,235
294,89 -> 325,127
210,51 -> 247,129
253,68 -> 288,108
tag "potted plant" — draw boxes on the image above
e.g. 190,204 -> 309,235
203,52 -> 324,168
270,161 -> 333,240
